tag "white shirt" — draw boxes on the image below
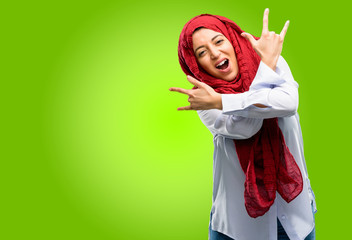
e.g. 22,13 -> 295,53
197,56 -> 316,240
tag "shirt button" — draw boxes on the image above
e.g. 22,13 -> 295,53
281,215 -> 286,220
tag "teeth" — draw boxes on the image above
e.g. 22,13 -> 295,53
217,59 -> 227,67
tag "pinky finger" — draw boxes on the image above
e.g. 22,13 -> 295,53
280,20 -> 290,40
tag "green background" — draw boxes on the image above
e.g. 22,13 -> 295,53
2,0 -> 350,239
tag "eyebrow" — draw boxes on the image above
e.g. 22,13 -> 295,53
194,34 -> 223,54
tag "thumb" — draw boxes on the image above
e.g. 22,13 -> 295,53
241,32 -> 256,46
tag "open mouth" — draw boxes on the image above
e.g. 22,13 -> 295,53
216,59 -> 229,70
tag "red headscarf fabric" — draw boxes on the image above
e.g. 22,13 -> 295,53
178,14 -> 303,218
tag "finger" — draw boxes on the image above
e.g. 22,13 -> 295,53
262,8 -> 269,35
241,32 -> 256,46
186,75 -> 204,88
169,87 -> 191,95
280,20 -> 290,40
177,105 -> 193,111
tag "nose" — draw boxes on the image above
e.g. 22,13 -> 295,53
209,46 -> 220,60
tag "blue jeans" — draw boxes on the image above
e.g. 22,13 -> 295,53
210,225 -> 315,240
210,206 -> 316,240
277,218 -> 315,240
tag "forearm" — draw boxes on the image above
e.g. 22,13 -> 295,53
222,88 -> 298,119
198,109 -> 263,139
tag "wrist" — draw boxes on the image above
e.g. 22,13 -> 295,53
214,93 -> 223,110
261,56 -> 278,71
262,59 -> 276,71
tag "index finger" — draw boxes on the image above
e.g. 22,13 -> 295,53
262,8 -> 269,35
169,87 -> 192,96
186,75 -> 204,88
177,105 -> 193,111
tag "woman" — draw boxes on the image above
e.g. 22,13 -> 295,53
170,9 -> 316,240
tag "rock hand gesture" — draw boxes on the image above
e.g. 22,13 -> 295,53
241,8 -> 290,71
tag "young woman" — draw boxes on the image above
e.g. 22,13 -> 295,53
170,9 -> 316,240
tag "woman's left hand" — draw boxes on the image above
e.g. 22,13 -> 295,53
241,8 -> 289,70
169,75 -> 222,110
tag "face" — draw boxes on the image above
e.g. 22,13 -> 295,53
192,28 -> 238,81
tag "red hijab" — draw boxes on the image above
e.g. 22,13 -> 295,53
178,14 -> 303,218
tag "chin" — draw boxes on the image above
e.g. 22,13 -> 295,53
223,72 -> 238,82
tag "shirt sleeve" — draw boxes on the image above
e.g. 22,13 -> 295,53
221,56 -> 299,119
197,109 -> 263,139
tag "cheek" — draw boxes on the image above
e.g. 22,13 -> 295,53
230,48 -> 237,60
222,42 -> 234,54
198,58 -> 213,72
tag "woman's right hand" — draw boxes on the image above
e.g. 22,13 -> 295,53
169,75 -> 222,111
241,8 -> 289,71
